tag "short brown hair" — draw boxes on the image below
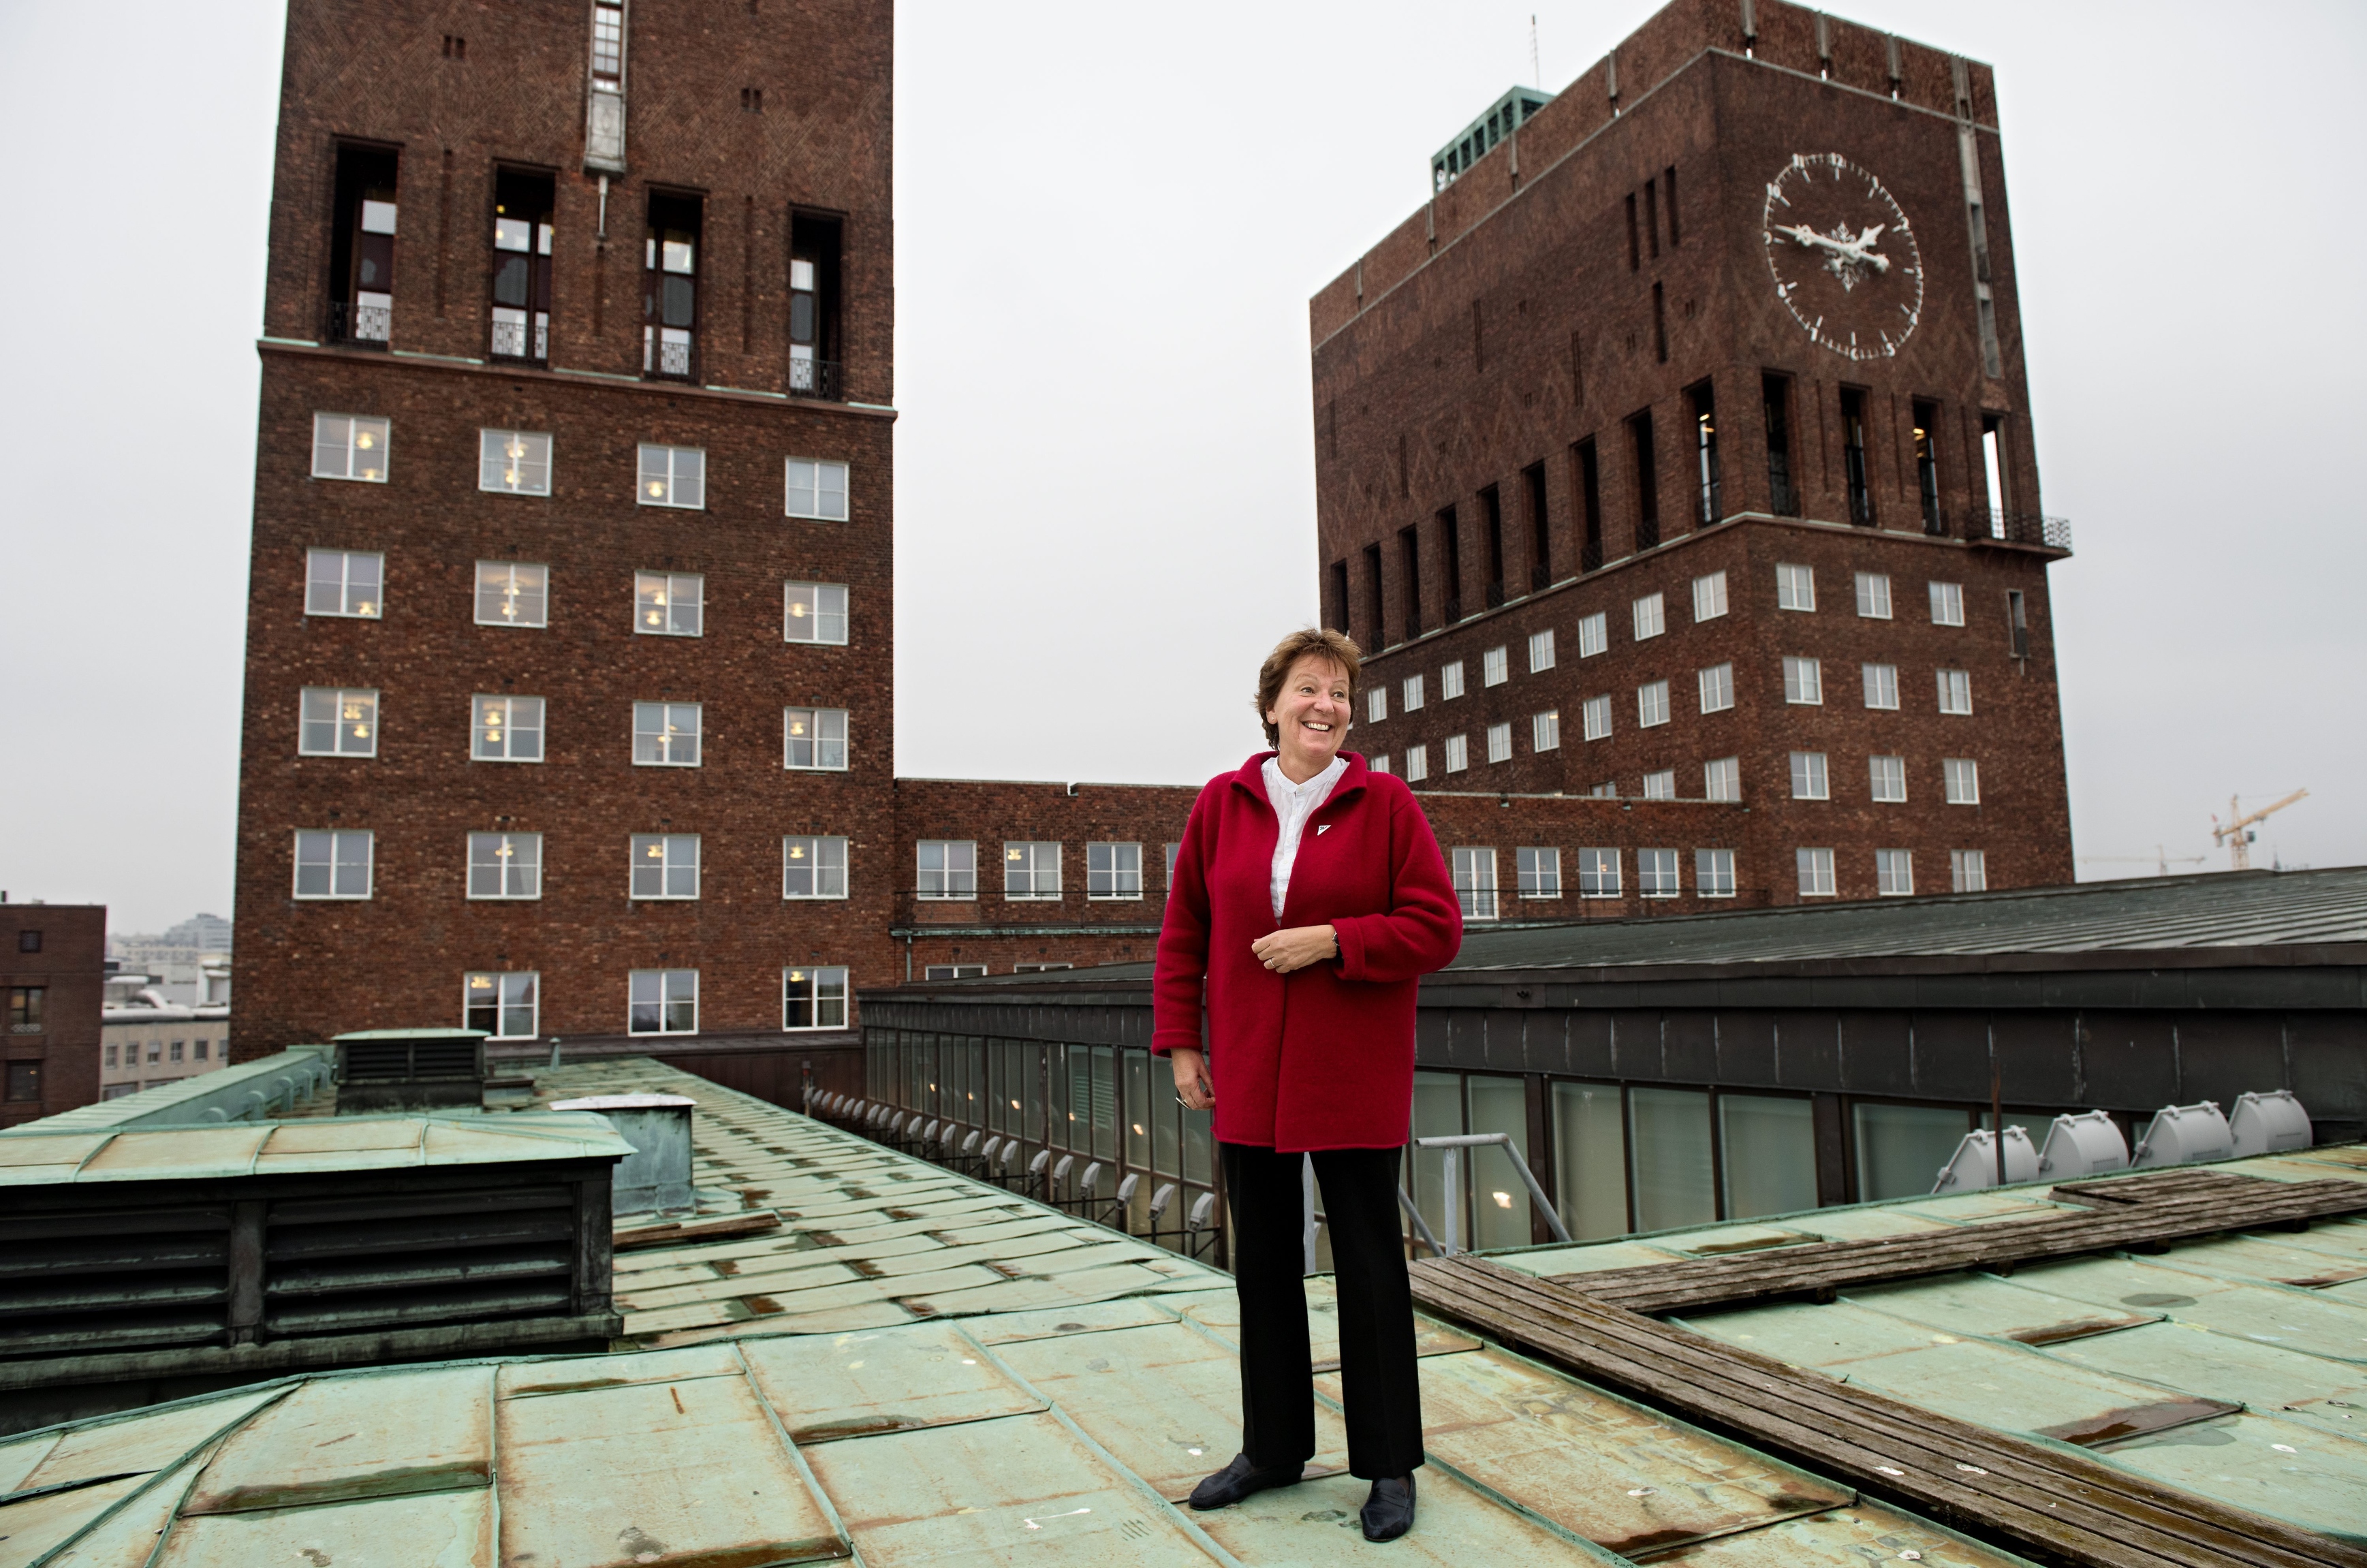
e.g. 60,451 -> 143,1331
1254,627 -> 1363,747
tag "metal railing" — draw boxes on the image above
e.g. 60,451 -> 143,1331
1415,1131 -> 1571,1254
787,356 -> 843,400
325,300 -> 390,347
896,885 -> 1165,927
489,313 -> 549,364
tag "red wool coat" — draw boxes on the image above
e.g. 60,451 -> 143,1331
1152,751 -> 1462,1152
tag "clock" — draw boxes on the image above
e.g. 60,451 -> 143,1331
1762,153 -> 1924,362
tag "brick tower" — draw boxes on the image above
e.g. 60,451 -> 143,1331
232,0 -> 894,1058
1313,0 -> 2073,911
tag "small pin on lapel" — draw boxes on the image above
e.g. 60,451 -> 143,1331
1317,824 -> 1332,836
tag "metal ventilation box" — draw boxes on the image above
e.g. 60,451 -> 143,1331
334,1027 -> 488,1112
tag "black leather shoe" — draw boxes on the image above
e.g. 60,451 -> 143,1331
1361,1475 -> 1415,1541
1187,1453 -> 1305,1510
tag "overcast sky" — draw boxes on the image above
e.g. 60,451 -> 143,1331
1,1 -> 2360,932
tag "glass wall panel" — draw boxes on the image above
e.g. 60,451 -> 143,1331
1552,1082 -> 1629,1239
1066,1048 -> 1093,1152
1629,1086 -> 1715,1232
1091,1045 -> 1117,1159
1467,1074 -> 1533,1251
1025,1043 -> 1046,1143
1410,1070 -> 1465,1246
1153,1066 -> 1180,1176
1182,1103 -> 1212,1185
1050,1044 -> 1073,1147
1719,1095 -> 1817,1219
1854,1103 -> 1973,1200
1124,1051 -> 1150,1171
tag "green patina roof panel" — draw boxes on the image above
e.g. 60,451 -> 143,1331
155,1484 -> 492,1568
183,1364 -> 493,1515
740,1321 -> 1044,1443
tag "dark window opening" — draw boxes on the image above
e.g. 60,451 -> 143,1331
1762,374 -> 1798,516
327,144 -> 399,345
1643,178 -> 1661,260
1912,398 -> 1943,535
1840,388 -> 1874,525
1688,381 -> 1721,527
490,168 -> 555,363
1482,486 -> 1506,607
1629,411 -> 1661,552
16,930 -> 40,954
1576,439 -> 1604,572
1524,462 -> 1551,590
4,1061 -> 38,1102
1327,559 -> 1349,637
789,211 -> 844,398
1364,544 -> 1385,645
1663,166 -> 1680,245
1398,527 -> 1424,638
644,191 -> 703,380
1650,281 -> 1667,364
442,35 -> 467,59
740,87 -> 764,112
1437,507 -> 1462,623
2007,590 -> 2029,659
1625,193 -> 1640,272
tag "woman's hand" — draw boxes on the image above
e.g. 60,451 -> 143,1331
1170,1047 -> 1214,1111
1251,924 -> 1338,975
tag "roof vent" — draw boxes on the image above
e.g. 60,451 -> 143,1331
2036,1110 -> 2129,1177
2131,1101 -> 2233,1168
332,1028 -> 488,1112
1432,85 -> 1555,192
548,1094 -> 697,1214
2227,1091 -> 2310,1157
1930,1126 -> 2039,1193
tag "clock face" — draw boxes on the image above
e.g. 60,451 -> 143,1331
1762,153 -> 1924,362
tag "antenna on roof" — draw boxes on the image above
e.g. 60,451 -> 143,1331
1530,14 -> 1542,88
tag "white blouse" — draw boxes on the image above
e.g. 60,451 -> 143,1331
1261,754 -> 1346,920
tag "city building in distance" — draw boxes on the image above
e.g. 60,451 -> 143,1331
2,904 -> 104,1125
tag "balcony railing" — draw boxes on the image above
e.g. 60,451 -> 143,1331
1938,507 -> 2073,552
489,309 -> 549,364
325,299 -> 391,347
644,326 -> 695,381
788,356 -> 843,400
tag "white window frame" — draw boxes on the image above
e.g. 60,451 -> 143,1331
1776,563 -> 1815,611
925,964 -> 988,981
1163,843 -> 1182,885
1003,841 -> 1063,900
1370,754 -> 1391,775
468,831 -> 543,899
1531,710 -> 1561,752
1862,663 -> 1900,710
1642,769 -> 1676,800
312,413 -> 390,482
471,694 -> 545,763
1637,679 -> 1670,728
1789,751 -> 1830,800
784,581 -> 850,644
783,965 -> 851,1030
638,443 -> 706,509
1638,847 -> 1682,898
1944,758 -> 1981,805
1529,628 -> 1557,672
1576,612 -> 1608,658
1783,656 -> 1824,705
633,702 -> 702,766
1869,755 -> 1907,803
1698,663 -> 1734,714
1443,734 -> 1469,773
1086,841 -> 1143,900
1483,646 -> 1510,685
300,687 -> 379,757
1581,695 -> 1612,742
635,571 -> 704,636
1402,674 -> 1425,712
1366,687 -> 1388,723
918,840 -> 977,900
1405,744 -> 1430,783
1937,669 -> 1973,715
1451,847 -> 1499,920
463,971 -> 540,1039
1696,849 -> 1737,898
1877,849 -> 1915,896
1441,660 -> 1466,700
475,561 -> 550,628
1930,581 -> 1966,626
1704,756 -> 1740,802
629,969 -> 700,1036
1578,847 -> 1621,898
630,833 -> 702,900
306,549 -> 383,618
480,429 -> 553,496
785,458 -> 851,521
783,835 -> 850,900
1855,571 -> 1893,619
1692,571 -> 1728,622
1796,847 -> 1836,898
1632,592 -> 1665,641
1951,849 -> 1988,892
1517,846 -> 1561,899
783,706 -> 850,770
293,829 -> 373,899
1486,721 -> 1512,764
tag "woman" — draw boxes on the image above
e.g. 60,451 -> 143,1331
1153,627 -> 1462,1543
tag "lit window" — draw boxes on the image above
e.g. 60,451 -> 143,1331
1782,656 -> 1823,704
480,429 -> 552,495
475,561 -> 549,628
1087,841 -> 1142,899
472,695 -> 545,762
1483,646 -> 1510,685
1855,571 -> 1892,618
1642,769 -> 1676,800
1951,849 -> 1988,892
1930,581 -> 1966,626
1441,660 -> 1466,700
1639,847 -> 1681,897
783,835 -> 849,898
633,702 -> 701,766
1531,710 -> 1561,751
1862,663 -> 1900,710
1444,734 -> 1469,773
783,706 -> 849,770
785,458 -> 850,520
1486,722 -> 1512,764
1366,687 -> 1388,723
1005,841 -> 1062,900
1698,663 -> 1734,713
1789,751 -> 1829,800
465,972 -> 539,1038
1633,592 -> 1665,641
1578,847 -> 1621,898
1517,847 -> 1561,898
294,830 -> 373,898
468,832 -> 542,898
1877,849 -> 1915,896
1937,669 -> 1973,715
300,688 -> 378,757
1576,612 -> 1608,658
1529,628 -> 1557,672
783,966 -> 850,1030
630,834 -> 701,899
1581,695 -> 1612,741
785,582 -> 849,644
306,550 -> 383,618
918,840 -> 977,899
1796,847 -> 1836,897
629,969 -> 699,1035
1704,756 -> 1740,802
313,414 -> 390,482
638,444 -> 705,508
1692,570 -> 1728,622
1944,758 -> 1980,804
1405,744 -> 1430,783
1870,755 -> 1907,802
1696,849 -> 1736,897
1776,562 -> 1815,611
635,571 -> 704,636
1402,674 -> 1426,712
1637,679 -> 1670,727
1451,847 -> 1499,920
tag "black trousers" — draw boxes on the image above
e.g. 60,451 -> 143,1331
1221,1142 -> 1425,1479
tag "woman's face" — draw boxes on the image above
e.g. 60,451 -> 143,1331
1266,655 -> 1351,774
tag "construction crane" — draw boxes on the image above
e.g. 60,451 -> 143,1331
2078,846 -> 2207,877
2212,789 -> 2308,871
